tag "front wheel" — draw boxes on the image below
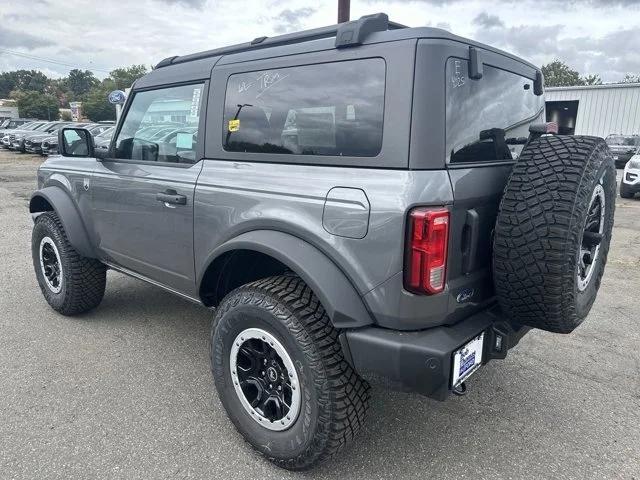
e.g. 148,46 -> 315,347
210,275 -> 370,470
32,212 -> 106,315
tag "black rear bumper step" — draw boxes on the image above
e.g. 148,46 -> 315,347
344,306 -> 530,401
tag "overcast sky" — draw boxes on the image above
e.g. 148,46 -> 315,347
1,0 -> 639,82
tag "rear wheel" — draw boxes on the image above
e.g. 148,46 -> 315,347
210,275 -> 370,470
493,135 -> 616,333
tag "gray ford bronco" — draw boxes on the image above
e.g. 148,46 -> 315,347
30,13 -> 616,470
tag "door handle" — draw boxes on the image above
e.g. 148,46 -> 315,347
156,190 -> 187,205
461,209 -> 479,275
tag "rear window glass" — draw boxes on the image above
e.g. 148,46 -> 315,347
223,58 -> 385,157
446,58 -> 544,164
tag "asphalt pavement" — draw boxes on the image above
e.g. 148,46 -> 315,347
1,150 -> 639,479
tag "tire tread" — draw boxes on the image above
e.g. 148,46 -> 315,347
493,135 -> 615,333
211,274 -> 370,470
33,212 -> 106,315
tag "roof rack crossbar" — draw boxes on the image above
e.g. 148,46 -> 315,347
155,12 -> 406,69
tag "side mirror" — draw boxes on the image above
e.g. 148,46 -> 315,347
58,128 -> 94,157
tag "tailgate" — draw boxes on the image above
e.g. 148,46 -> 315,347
440,56 -> 544,321
446,165 -> 512,314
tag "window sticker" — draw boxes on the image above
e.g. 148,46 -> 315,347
190,87 -> 202,117
228,119 -> 240,132
175,132 -> 194,149
451,60 -> 466,89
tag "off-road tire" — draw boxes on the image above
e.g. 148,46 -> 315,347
493,135 -> 616,333
620,181 -> 635,199
210,275 -> 370,470
32,212 -> 106,315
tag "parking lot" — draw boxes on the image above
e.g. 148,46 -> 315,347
0,149 -> 639,479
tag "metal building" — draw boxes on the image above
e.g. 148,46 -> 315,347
545,83 -> 640,137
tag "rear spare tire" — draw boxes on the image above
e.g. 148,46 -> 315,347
493,135 -> 616,333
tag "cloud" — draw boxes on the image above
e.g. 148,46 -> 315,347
474,24 -> 564,57
272,7 -> 317,34
567,0 -> 640,5
365,0 -> 465,4
0,25 -> 49,50
472,12 -> 505,29
473,22 -> 640,81
0,0 -> 638,83
155,0 -> 207,8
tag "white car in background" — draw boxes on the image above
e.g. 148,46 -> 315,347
620,147 -> 640,199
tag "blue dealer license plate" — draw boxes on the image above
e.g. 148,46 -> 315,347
452,332 -> 485,387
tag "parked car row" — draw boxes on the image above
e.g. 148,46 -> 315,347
605,133 -> 640,168
620,146 -> 640,199
0,120 -> 115,156
0,119 -> 197,158
0,118 -> 37,130
602,134 -> 640,199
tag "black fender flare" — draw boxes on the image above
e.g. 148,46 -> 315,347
199,230 -> 373,329
29,186 -> 96,258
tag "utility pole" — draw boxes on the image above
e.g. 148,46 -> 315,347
338,0 -> 350,23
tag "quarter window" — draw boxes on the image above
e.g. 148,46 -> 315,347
223,59 -> 385,157
114,83 -> 204,164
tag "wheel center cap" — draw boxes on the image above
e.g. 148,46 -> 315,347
266,367 -> 278,383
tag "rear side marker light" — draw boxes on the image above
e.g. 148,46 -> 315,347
404,208 -> 450,295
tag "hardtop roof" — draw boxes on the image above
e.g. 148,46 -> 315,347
138,13 -> 540,88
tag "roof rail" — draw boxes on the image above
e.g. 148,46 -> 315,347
336,13 -> 404,48
154,13 -> 406,69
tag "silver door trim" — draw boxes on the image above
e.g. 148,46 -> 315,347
103,261 -> 204,306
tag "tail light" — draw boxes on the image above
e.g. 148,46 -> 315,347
404,208 -> 450,294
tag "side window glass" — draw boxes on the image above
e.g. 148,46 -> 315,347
223,59 -> 385,158
114,83 -> 204,164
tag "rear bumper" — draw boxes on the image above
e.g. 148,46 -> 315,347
343,306 -> 530,401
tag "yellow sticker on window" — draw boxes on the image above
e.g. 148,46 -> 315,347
228,119 -> 240,132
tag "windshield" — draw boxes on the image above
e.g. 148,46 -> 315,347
16,122 -> 37,130
606,135 -> 640,146
0,120 -> 9,128
96,126 -> 114,138
43,122 -> 69,133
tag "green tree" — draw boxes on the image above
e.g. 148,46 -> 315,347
0,72 -> 18,98
48,78 -> 72,107
14,91 -> 59,120
82,87 -> 116,122
621,73 -> 640,83
0,70 -> 50,97
541,60 -> 584,87
108,65 -> 148,90
582,74 -> 602,85
14,70 -> 49,92
66,69 -> 98,97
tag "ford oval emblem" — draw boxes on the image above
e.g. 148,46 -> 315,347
456,288 -> 474,304
108,90 -> 126,105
